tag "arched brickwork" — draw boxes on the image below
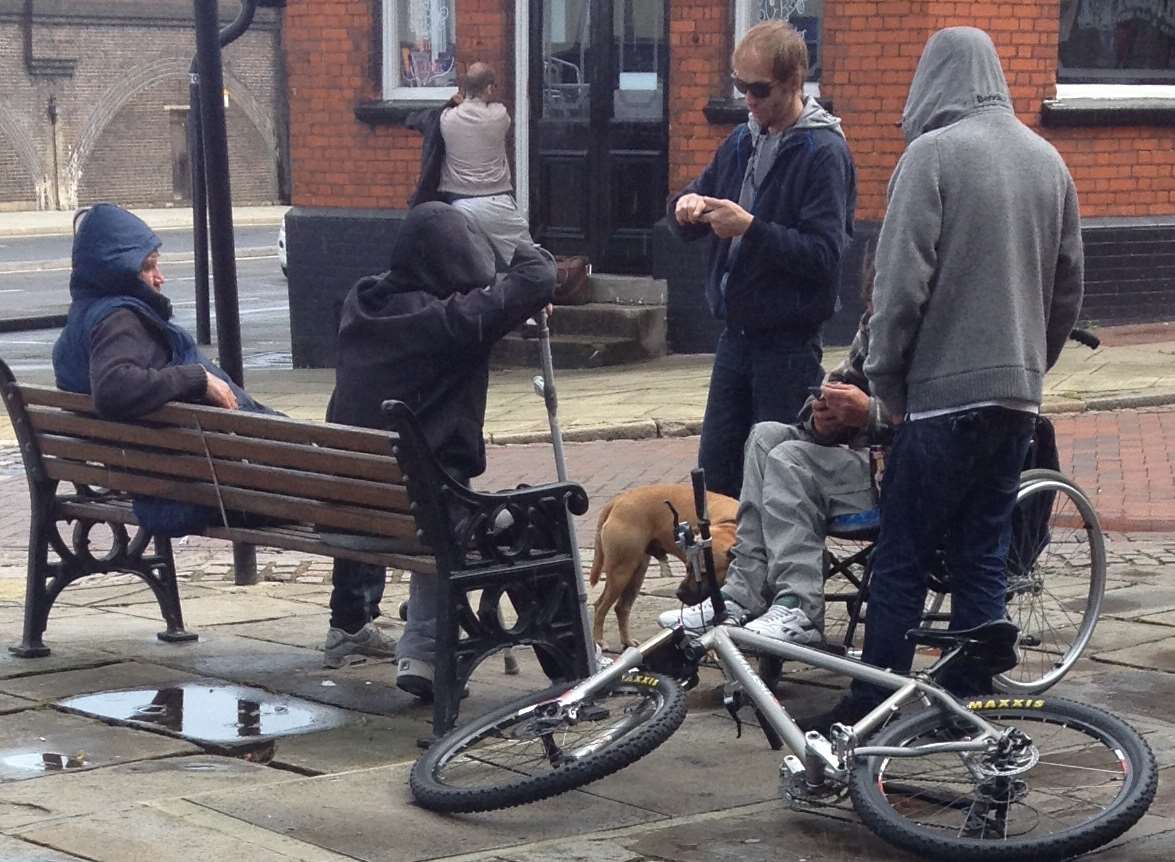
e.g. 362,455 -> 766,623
0,101 -> 47,208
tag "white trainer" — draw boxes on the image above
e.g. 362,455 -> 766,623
743,604 -> 822,645
657,597 -> 746,634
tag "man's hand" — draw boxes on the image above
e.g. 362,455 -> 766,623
674,193 -> 709,225
204,370 -> 239,410
810,398 -> 848,438
699,197 -> 754,239
821,382 -> 871,429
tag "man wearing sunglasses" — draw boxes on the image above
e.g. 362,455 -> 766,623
668,20 -> 857,500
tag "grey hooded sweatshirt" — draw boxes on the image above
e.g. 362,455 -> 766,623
863,27 -> 1084,418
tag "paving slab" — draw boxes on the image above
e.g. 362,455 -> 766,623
0,691 -> 35,713
13,800 -> 356,862
92,630 -> 327,681
0,834 -> 90,861
193,765 -> 664,862
495,837 -> 646,862
0,707 -> 198,782
621,802 -> 916,862
1099,583 -> 1175,619
1091,829 -> 1175,860
1079,618 -> 1175,656
0,660 -> 204,703
1089,633 -> 1175,671
52,578 -> 223,609
0,754 -> 291,830
206,613 -> 334,652
115,593 -> 323,627
0,645 -> 118,681
5,607 -> 182,653
267,711 -> 432,773
582,713 -> 781,815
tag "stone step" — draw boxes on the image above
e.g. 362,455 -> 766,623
492,331 -> 665,369
545,302 -> 665,340
587,273 -> 667,305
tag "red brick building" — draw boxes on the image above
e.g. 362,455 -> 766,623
284,0 -> 1175,364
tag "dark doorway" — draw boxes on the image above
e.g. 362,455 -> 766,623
169,108 -> 192,204
529,0 -> 668,273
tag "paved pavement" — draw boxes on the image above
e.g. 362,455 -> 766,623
0,204 -> 288,238
2,206 -> 1175,857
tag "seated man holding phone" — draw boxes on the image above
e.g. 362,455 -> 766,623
659,310 -> 893,645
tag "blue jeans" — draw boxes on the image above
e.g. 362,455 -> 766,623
852,407 -> 1035,705
698,327 -> 823,499
330,561 -> 386,632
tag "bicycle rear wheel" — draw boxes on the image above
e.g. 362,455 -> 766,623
411,672 -> 686,813
997,470 -> 1106,694
849,696 -> 1156,861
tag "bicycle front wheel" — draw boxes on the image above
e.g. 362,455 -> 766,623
997,470 -> 1106,694
849,696 -> 1156,861
411,672 -> 686,813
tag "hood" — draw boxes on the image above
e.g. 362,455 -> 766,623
748,96 -> 845,139
70,203 -> 162,302
378,202 -> 496,300
901,27 -> 1012,145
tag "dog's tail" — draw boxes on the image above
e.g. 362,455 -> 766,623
588,497 -> 617,586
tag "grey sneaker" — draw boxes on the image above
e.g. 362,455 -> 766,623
396,657 -> 434,699
322,623 -> 397,669
657,597 -> 747,633
743,604 -> 822,645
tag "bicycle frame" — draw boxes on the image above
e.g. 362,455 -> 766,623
556,624 -> 1005,788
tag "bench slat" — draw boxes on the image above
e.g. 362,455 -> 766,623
39,434 -> 411,512
18,384 -> 399,455
27,408 -> 403,482
55,499 -> 438,574
43,459 -> 425,545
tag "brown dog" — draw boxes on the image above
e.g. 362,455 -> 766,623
588,484 -> 739,649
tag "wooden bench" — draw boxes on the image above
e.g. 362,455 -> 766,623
0,358 -> 592,733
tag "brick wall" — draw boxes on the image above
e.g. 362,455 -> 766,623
286,0 -> 512,209
288,0 -> 1175,232
0,4 -> 282,210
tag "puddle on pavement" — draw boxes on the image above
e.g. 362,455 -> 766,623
1,752 -> 90,773
57,683 -> 345,745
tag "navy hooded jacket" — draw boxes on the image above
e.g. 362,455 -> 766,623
667,118 -> 856,335
52,203 -> 265,535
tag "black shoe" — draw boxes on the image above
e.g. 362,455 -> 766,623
797,694 -> 877,737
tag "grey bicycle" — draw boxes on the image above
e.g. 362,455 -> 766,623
411,470 -> 1155,862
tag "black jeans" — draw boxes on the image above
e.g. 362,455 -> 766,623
697,327 -> 823,499
852,406 -> 1035,705
329,560 -> 386,633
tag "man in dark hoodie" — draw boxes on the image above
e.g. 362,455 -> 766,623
668,20 -> 856,500
52,204 -> 397,670
328,202 -> 556,696
809,28 -> 1084,730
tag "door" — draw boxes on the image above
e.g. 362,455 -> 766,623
529,0 -> 668,273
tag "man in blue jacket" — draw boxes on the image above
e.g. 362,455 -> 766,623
669,20 -> 857,499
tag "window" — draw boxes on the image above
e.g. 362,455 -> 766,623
1059,0 -> 1175,84
382,0 -> 459,99
733,0 -> 823,83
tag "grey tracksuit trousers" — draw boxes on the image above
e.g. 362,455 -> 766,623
720,422 -> 877,629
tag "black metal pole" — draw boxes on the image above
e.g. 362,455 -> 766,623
189,0 -> 256,347
195,0 -> 254,584
188,80 -> 212,345
195,0 -> 243,385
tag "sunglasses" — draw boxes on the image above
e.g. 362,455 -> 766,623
732,76 -> 776,99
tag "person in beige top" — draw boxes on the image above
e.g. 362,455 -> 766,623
439,63 -> 535,266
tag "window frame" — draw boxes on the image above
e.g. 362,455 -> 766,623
381,0 -> 460,101
1057,1 -> 1175,88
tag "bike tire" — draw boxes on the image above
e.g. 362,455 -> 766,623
996,469 -> 1106,694
411,672 -> 686,813
849,695 -> 1156,861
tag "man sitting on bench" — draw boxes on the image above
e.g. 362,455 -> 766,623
327,202 -> 556,694
50,203 -> 398,669
659,307 -> 892,647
